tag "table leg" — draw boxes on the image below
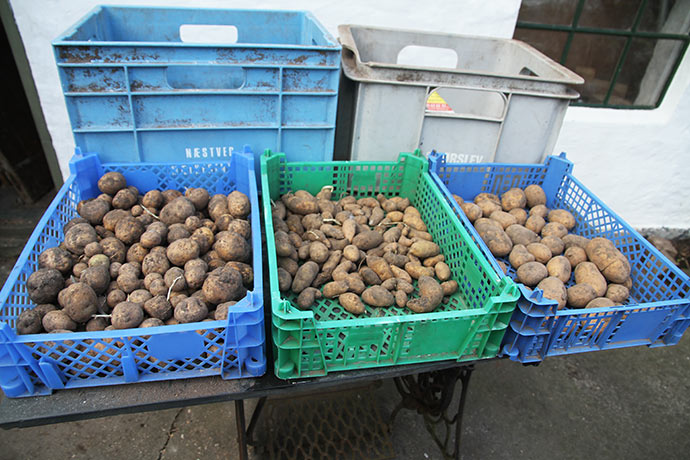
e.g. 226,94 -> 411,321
391,365 -> 474,460
235,399 -> 248,460
246,396 -> 267,446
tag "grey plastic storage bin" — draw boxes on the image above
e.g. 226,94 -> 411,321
337,25 -> 583,163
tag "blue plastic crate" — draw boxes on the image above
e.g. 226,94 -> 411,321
53,6 -> 341,175
0,149 -> 265,398
429,152 -> 690,363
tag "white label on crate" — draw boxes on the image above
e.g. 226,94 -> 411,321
185,146 -> 235,159
424,151 -> 485,163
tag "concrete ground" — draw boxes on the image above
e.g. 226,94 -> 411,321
0,187 -> 688,459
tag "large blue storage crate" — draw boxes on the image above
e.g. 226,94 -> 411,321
53,6 -> 341,173
0,149 -> 265,398
429,152 -> 690,363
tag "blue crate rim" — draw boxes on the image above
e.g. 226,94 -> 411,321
53,5 -> 340,49
427,150 -> 690,316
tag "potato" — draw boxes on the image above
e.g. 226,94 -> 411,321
141,251 -> 170,276
140,318 -> 165,328
546,256 -> 572,284
278,257 -> 299,277
43,310 -> 77,332
505,224 -> 540,246
585,237 -> 631,284
526,243 -> 552,264
382,226 -> 402,244
489,210 -> 518,230
80,265 -> 110,295
358,266 -> 381,285
509,244 -> 535,268
78,198 -> 110,225
435,262 -> 451,281
322,280 -> 349,298
102,209 -> 129,232
114,217 -> 145,245
508,208 -> 527,226
339,293 -> 365,315
407,276 -> 443,313
113,187 -> 140,210
369,207 -> 385,226
185,188 -> 210,211
536,277 -> 567,309
548,209 -> 576,230
38,247 -> 74,275
343,245 -> 361,263
86,316 -> 109,331
574,262 -> 607,297
344,274 -> 366,295
97,172 -> 127,195
73,262 -> 88,278
160,197 -> 196,226
166,238 -> 200,266
58,282 -> 98,323
202,267 -> 245,304
284,193 -> 319,215
362,286 -> 395,307
524,184 -> 547,208
366,255 -> 394,281
460,202 -> 482,223
564,246 -> 587,268
479,227 -> 513,257
476,199 -> 501,217
16,309 -> 43,335
441,280 -> 459,296
312,250 -> 342,287
501,188 -> 527,211
33,304 -> 58,319
525,215 -> 546,234
380,278 -> 398,291
541,236 -> 564,256
402,212 -> 427,232
27,268 -> 64,303
84,242 -> 103,258
529,204 -> 549,219
606,284 -> 630,303
144,295 -> 173,320
214,232 -> 251,262
163,267 -> 186,292
191,227 -> 214,254
174,297 -> 208,324
64,223 -> 99,255
391,265 -> 412,284
497,261 -> 508,274
352,230 -> 383,251
474,193 -> 500,205
309,241 -> 329,263
107,289 -> 126,309
142,190 -> 164,210
585,297 -> 615,309
516,262 -> 548,287
562,234 -> 590,250
214,301 -> 236,320
404,262 -> 435,280
541,222 -> 567,239
297,287 -> 321,309
291,261 -> 320,294
277,268 -> 292,291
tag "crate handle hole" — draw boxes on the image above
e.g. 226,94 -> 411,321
166,66 -> 245,90
397,45 -> 458,69
519,67 -> 538,77
179,24 -> 238,44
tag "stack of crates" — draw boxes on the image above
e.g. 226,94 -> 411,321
0,6 -> 342,397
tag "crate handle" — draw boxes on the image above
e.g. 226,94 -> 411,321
179,24 -> 238,44
166,65 -> 245,90
397,45 -> 458,69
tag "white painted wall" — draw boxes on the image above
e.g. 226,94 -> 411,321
8,0 -> 690,229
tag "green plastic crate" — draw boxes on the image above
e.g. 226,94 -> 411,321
261,150 -> 519,379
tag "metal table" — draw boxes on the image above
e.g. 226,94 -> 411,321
0,349 -> 479,459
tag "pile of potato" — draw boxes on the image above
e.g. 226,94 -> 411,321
453,185 -> 632,310
16,171 -> 253,335
272,188 -> 458,315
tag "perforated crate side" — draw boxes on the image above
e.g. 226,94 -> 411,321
0,150 -> 264,397
428,152 -> 690,363
262,150 -> 519,379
